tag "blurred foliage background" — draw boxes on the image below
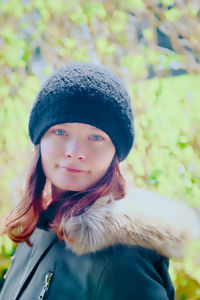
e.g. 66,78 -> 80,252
0,0 -> 200,298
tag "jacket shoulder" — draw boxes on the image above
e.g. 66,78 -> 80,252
95,246 -> 175,300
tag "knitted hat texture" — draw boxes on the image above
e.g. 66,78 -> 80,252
28,62 -> 134,161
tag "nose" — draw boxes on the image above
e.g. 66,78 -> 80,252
64,140 -> 86,161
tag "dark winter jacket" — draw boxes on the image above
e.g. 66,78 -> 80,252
0,188 -> 199,300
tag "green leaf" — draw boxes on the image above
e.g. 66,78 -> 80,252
3,46 -> 25,68
63,38 -> 77,50
161,0 -> 174,6
143,29 -> 153,41
118,0 -> 145,10
165,8 -> 181,21
2,26 -> 15,42
96,38 -> 115,55
177,136 -> 188,148
123,55 -> 146,77
0,86 -> 10,98
43,66 -> 52,76
109,11 -> 127,34
46,0 -> 67,15
72,47 -> 89,62
0,236 -> 15,256
84,2 -> 106,20
70,7 -> 88,25
187,3 -> 199,17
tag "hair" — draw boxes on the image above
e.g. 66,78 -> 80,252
2,145 -> 126,246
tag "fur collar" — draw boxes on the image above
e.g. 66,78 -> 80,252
63,188 -> 200,258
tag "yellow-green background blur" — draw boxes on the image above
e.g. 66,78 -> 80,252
0,0 -> 200,298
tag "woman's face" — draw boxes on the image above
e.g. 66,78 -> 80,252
40,123 -> 116,196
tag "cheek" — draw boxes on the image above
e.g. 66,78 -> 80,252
89,145 -> 115,169
40,141 -> 60,171
41,138 -> 62,157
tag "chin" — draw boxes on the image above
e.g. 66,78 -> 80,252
53,177 -> 100,193
55,183 -> 88,192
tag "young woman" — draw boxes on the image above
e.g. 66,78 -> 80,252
0,63 -> 199,300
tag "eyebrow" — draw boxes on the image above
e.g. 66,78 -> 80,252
51,124 -> 109,138
52,123 -> 104,132
88,126 -> 103,132
53,123 -> 103,132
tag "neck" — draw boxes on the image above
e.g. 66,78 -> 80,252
51,185 -> 64,202
51,185 -> 79,202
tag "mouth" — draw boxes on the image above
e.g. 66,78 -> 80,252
60,166 -> 86,173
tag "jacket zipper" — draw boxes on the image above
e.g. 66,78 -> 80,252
38,272 -> 54,300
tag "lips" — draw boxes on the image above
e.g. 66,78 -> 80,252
60,166 -> 86,173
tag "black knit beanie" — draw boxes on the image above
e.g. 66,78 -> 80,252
28,62 -> 134,162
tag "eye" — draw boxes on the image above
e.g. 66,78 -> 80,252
54,129 -> 67,136
90,135 -> 104,141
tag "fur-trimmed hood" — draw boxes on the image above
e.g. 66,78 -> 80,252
62,188 -> 200,258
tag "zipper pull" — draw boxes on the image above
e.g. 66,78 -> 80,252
38,272 -> 54,300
